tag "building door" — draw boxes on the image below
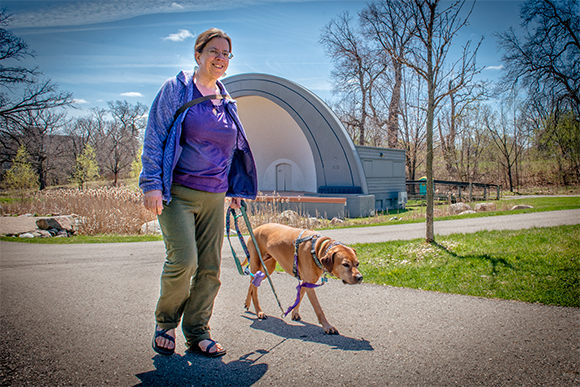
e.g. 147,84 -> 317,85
276,163 -> 292,191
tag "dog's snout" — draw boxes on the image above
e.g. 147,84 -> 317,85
355,274 -> 363,284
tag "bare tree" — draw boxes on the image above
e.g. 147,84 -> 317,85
400,70 -> 427,184
361,1 -> 416,148
497,0 -> 580,186
0,7 -> 73,177
484,91 -> 529,192
456,103 -> 492,183
320,11 -> 387,145
0,8 -> 38,86
438,81 -> 487,180
497,0 -> 579,117
373,0 -> 481,242
2,108 -> 70,189
101,100 -> 146,185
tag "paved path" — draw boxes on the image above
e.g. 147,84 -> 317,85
1,210 -> 579,386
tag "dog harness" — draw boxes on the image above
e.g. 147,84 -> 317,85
284,230 -> 335,317
292,230 -> 325,279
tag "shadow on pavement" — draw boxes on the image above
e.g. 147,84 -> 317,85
244,314 -> 374,351
135,350 -> 268,387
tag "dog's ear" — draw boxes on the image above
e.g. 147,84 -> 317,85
321,251 -> 335,273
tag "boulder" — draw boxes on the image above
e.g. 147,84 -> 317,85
475,202 -> 496,212
511,205 -> 533,211
36,216 -> 73,232
37,230 -> 52,238
307,217 -> 322,228
280,210 -> 300,224
459,210 -> 477,215
448,202 -> 472,215
140,220 -> 162,235
330,217 -> 344,225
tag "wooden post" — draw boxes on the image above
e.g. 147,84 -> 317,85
484,186 -> 487,200
497,185 -> 500,200
458,185 -> 462,201
469,183 -> 473,202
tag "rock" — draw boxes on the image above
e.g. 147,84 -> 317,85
19,233 -> 34,238
280,210 -> 300,224
511,205 -> 533,211
330,217 -> 344,225
36,216 -> 73,232
475,202 -> 496,212
448,202 -> 472,215
459,210 -> 477,215
37,230 -> 52,238
140,220 -> 162,235
307,217 -> 322,228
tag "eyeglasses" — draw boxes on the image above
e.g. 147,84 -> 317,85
205,48 -> 233,59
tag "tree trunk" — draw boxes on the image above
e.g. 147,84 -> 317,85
387,60 -> 402,148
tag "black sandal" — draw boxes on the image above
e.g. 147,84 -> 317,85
152,326 -> 175,356
192,339 -> 226,358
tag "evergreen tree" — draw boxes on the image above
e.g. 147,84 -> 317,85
130,145 -> 143,179
3,144 -> 39,200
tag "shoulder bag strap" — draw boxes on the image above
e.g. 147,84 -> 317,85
171,93 -> 230,124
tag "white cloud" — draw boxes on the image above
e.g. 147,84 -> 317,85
163,29 -> 194,42
72,98 -> 89,104
485,65 -> 504,71
121,92 -> 143,97
9,0 -> 273,28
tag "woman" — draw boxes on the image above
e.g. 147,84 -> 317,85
139,28 -> 257,357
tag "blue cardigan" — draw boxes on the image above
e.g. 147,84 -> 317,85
139,70 -> 257,203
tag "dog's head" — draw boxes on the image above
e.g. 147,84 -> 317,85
320,242 -> 363,285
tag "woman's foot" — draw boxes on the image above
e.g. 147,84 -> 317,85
152,326 -> 175,356
194,339 -> 226,358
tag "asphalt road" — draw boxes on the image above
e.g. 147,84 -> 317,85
1,210 -> 579,386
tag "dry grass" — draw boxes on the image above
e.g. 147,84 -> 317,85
1,187 -> 155,235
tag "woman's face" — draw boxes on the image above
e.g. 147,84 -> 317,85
195,37 -> 231,81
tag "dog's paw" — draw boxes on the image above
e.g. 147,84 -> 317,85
323,326 -> 339,335
291,313 -> 301,322
257,312 -> 267,320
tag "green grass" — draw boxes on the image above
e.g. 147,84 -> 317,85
353,224 -> 580,308
342,195 -> 580,228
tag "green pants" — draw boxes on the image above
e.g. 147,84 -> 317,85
156,184 -> 225,348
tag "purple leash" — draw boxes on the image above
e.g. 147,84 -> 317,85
284,282 -> 324,317
284,246 -> 327,317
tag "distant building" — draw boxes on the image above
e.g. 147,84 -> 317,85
223,73 -> 406,217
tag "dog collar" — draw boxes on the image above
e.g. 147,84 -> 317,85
324,241 -> 344,257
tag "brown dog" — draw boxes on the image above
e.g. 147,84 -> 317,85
244,223 -> 362,334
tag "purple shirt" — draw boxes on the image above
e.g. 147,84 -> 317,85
173,85 -> 237,193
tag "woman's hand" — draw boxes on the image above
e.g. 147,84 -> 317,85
143,190 -> 163,215
229,197 -> 243,209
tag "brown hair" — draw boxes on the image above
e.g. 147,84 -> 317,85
194,28 -> 232,55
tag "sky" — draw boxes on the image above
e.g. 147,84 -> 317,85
4,0 -> 524,117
